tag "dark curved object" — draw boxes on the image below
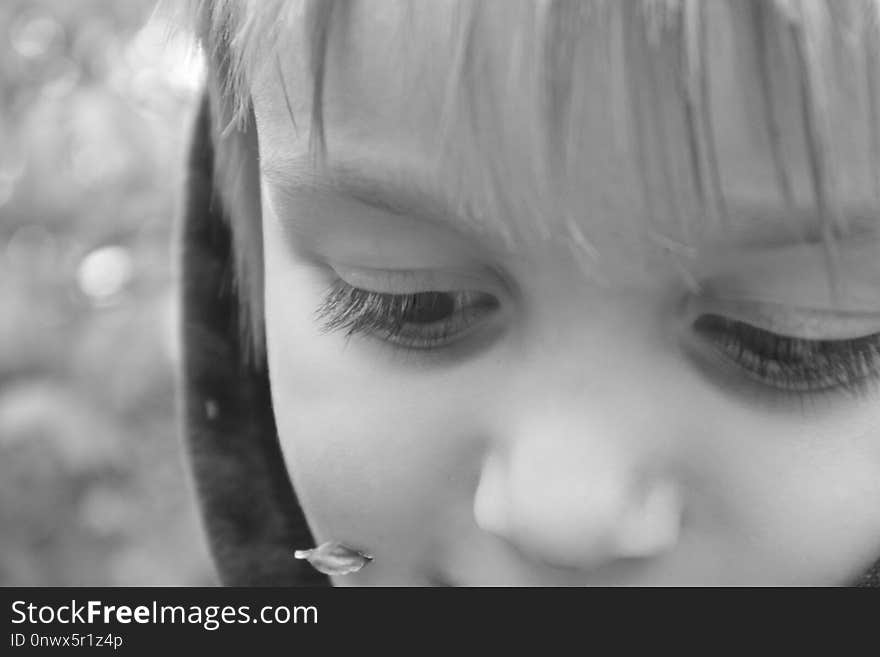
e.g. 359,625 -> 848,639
179,92 -> 329,586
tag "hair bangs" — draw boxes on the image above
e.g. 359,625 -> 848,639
178,0 -> 880,356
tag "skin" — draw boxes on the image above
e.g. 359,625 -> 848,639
247,2 -> 880,585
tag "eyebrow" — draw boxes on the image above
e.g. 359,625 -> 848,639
717,204 -> 880,250
260,152 -> 505,249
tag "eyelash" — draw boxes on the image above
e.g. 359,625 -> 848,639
315,280 -> 880,398
693,314 -> 880,396
315,278 -> 500,350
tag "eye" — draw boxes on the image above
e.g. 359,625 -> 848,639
315,278 -> 500,350
693,314 -> 880,395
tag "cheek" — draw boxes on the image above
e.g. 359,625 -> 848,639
699,410 -> 880,584
774,426 -> 880,583
263,252 -> 489,580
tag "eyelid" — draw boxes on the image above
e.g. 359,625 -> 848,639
694,240 -> 880,314
687,294 -> 880,340
329,262 -> 512,297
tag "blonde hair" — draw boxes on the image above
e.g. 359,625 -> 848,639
177,0 -> 880,358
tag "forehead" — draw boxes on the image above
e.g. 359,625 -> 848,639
247,0 -> 879,256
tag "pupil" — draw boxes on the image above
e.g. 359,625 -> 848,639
403,292 -> 455,324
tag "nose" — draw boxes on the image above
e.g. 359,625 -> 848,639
473,405 -> 683,571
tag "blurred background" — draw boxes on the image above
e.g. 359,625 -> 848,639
0,0 -> 215,585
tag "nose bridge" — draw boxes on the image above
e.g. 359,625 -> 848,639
473,369 -> 683,570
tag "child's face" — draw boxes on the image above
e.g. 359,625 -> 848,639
249,2 -> 880,584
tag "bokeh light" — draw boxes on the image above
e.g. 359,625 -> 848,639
0,0 -> 214,585
77,245 -> 134,303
